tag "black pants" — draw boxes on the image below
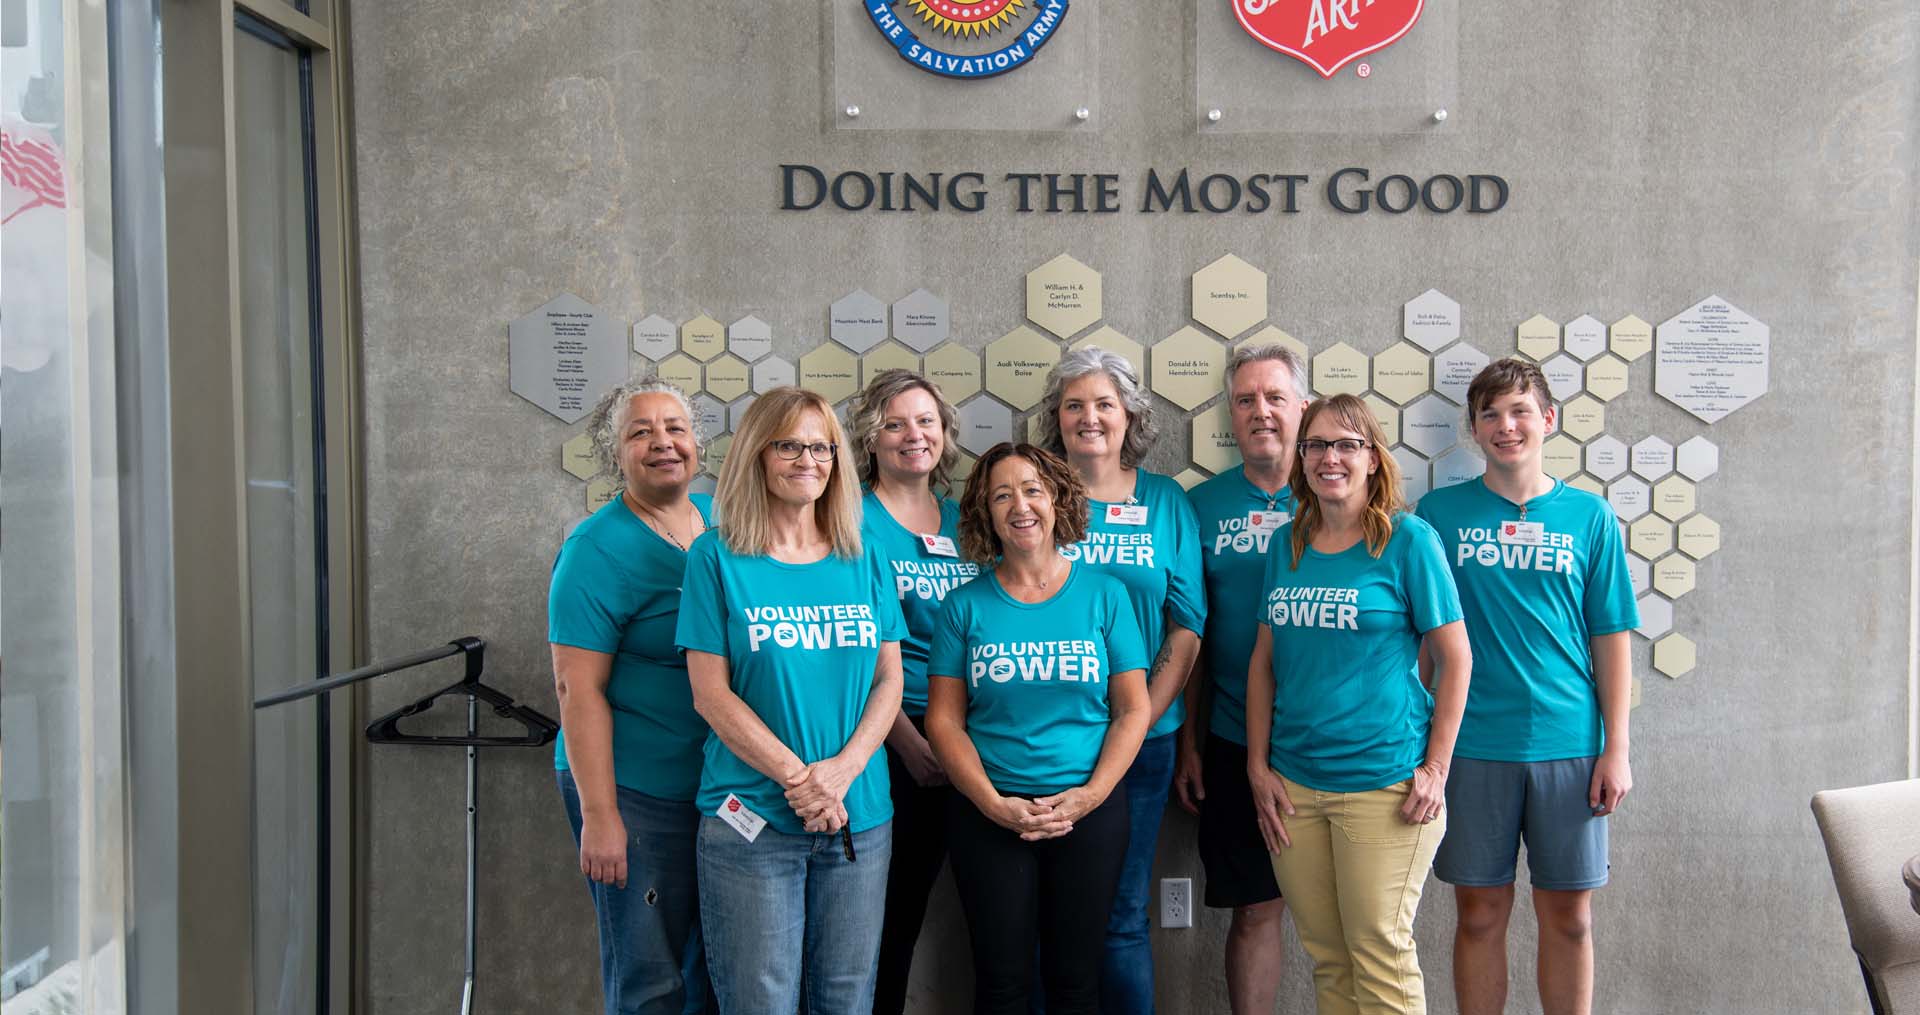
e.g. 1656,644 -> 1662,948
873,719 -> 956,1015
945,789 -> 1130,1015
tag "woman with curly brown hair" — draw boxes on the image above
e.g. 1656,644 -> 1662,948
923,441 -> 1153,1015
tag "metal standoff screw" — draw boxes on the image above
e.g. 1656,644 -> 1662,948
1432,108 -> 1448,122
845,104 -> 861,118
1206,108 -> 1223,123
1074,106 -> 1090,121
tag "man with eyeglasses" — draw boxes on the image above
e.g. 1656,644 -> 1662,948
1173,343 -> 1306,1014
1413,359 -> 1639,1015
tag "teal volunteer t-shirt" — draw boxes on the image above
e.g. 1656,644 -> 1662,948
1415,477 -> 1640,762
861,490 -> 980,716
1188,466 -> 1295,746
927,564 -> 1149,795
674,531 -> 908,835
1260,514 -> 1463,793
548,493 -> 715,802
1063,469 -> 1206,740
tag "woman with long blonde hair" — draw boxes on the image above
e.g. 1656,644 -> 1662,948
1243,393 -> 1472,1015
674,386 -> 907,1014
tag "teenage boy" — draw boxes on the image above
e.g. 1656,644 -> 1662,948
1172,343 -> 1306,1015
1414,358 -> 1639,1015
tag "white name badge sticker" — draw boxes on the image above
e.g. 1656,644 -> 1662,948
920,533 -> 958,558
1498,521 -> 1546,546
716,793 -> 767,842
1247,511 -> 1286,535
1106,504 -> 1148,526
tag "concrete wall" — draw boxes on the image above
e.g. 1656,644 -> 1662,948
349,3 -> 1920,1012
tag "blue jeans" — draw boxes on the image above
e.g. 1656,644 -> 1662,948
556,771 -> 712,1015
1102,732 -> 1175,1015
697,816 -> 893,1014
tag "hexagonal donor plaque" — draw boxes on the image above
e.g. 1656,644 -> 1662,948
1311,342 -> 1368,397
1402,289 -> 1461,353
1655,296 -> 1770,423
1026,254 -> 1102,339
705,355 -> 753,404
799,344 -> 860,404
1584,435 -> 1628,481
753,355 -> 797,392
1432,446 -> 1486,491
1562,315 -> 1608,362
1560,396 -> 1606,442
956,396 -> 1014,456
1584,355 -> 1630,402
1676,514 -> 1721,559
561,432 -> 599,480
1392,447 -> 1430,503
830,290 -> 888,354
1152,327 -> 1228,411
1631,437 -> 1675,480
1676,436 -> 1720,480
1541,354 -> 1583,404
1653,633 -> 1696,678
1432,343 -> 1490,406
1609,314 -> 1654,362
1190,402 -> 1241,475
1073,326 -> 1145,381
509,293 -> 626,424
925,345 -> 982,403
1636,594 -> 1673,639
985,326 -> 1061,410
1516,315 -> 1560,361
862,342 -> 922,385
680,315 -> 726,362
1192,254 -> 1267,339
891,289 -> 950,353
633,314 -> 677,360
1370,343 -> 1430,406
1401,395 -> 1462,459
1361,395 -> 1401,446
1236,325 -> 1308,363
727,315 -> 774,362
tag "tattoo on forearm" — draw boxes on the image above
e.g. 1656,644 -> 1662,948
1150,638 -> 1175,680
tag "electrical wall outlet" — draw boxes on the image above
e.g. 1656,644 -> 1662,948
1159,877 -> 1193,928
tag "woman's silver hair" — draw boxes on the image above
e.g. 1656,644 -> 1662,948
1223,342 -> 1310,400
1035,345 -> 1159,469
586,376 -> 705,480
847,368 -> 962,492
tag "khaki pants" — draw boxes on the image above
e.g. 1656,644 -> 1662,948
1267,775 -> 1444,1015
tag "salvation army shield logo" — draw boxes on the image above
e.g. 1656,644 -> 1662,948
1503,523 -> 1517,536
864,0 -> 1071,79
1231,0 -> 1424,78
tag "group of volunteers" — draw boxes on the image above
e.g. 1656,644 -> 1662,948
547,342 -> 1639,1015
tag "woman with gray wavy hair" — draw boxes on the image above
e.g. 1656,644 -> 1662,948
549,376 -> 714,1014
847,368 -> 981,1015
1036,346 -> 1206,1014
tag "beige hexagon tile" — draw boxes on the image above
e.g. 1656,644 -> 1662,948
925,344 -> 982,403
1516,315 -> 1560,361
680,314 -> 726,362
1026,254 -> 1102,339
585,474 -> 622,513
986,326 -> 1062,410
1073,325 -> 1145,380
1676,514 -> 1721,560
1609,314 -> 1654,362
1189,401 -> 1241,475
705,434 -> 734,477
656,353 -> 702,394
1370,342 -> 1431,405
1652,475 -> 1696,521
1560,395 -> 1606,441
1584,354 -> 1630,402
562,432 -> 599,480
1362,394 -> 1401,445
705,354 -> 752,404
1311,342 -> 1368,396
1026,413 -> 1048,446
1152,326 -> 1228,411
1192,254 -> 1267,339
1174,468 -> 1209,490
1567,473 -> 1605,496
1628,515 -> 1673,559
1542,435 -> 1582,480
951,451 -> 977,484
1653,633 -> 1696,678
1653,555 -> 1696,598
799,343 -> 860,404
861,342 -> 922,386
1236,324 -> 1309,363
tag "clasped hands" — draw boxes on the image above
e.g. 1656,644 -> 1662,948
785,757 -> 855,833
989,785 -> 1102,841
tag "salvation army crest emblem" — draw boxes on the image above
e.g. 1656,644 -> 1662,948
863,0 -> 1071,79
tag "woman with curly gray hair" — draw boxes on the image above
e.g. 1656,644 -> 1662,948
1037,346 -> 1206,1014
847,368 -> 981,1015
549,376 -> 714,1014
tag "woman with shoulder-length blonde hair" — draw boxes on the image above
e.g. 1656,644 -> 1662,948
1243,392 -> 1472,1015
674,386 -> 907,1014
847,369 -> 983,1015
1036,346 -> 1206,1011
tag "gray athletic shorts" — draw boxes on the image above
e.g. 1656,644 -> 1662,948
1433,756 -> 1609,891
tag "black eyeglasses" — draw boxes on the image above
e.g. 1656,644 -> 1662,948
1298,438 -> 1371,458
768,439 -> 838,462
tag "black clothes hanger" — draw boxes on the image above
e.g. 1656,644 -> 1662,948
364,639 -> 558,747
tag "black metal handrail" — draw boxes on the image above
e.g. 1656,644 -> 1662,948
253,636 -> 485,710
